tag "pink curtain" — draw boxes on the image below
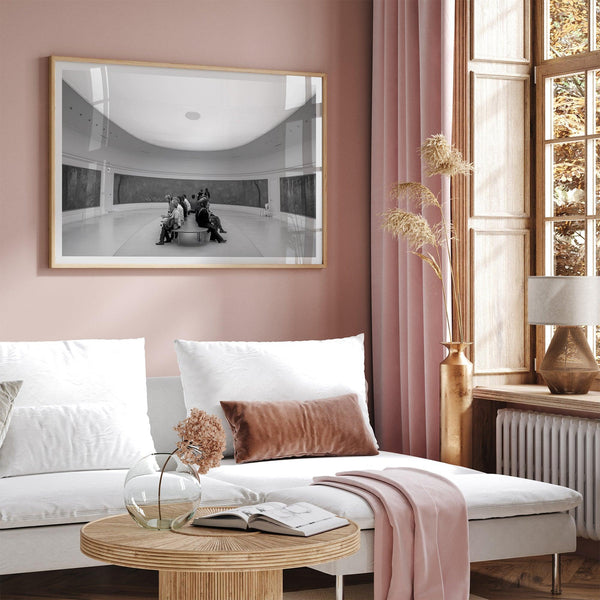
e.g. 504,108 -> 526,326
371,0 -> 454,459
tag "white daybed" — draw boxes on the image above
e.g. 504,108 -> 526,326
0,375 -> 581,597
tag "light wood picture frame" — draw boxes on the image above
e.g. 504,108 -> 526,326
49,56 -> 326,268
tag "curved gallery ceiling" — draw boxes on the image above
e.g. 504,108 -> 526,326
61,63 -> 321,152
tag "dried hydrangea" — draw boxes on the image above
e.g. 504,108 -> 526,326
173,408 -> 226,474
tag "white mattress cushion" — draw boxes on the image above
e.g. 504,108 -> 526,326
0,470 -> 129,528
0,470 -> 260,529
0,339 -> 155,476
264,472 -> 582,530
174,335 -> 376,456
449,473 -> 582,520
206,451 -> 478,496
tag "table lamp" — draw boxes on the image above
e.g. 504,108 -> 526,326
528,276 -> 600,395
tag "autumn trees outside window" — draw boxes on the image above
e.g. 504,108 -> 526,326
535,0 -> 600,367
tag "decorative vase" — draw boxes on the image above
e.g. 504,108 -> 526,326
124,452 -> 202,530
440,342 -> 473,467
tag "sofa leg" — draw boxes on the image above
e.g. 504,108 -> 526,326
335,574 -> 344,600
552,553 -> 562,595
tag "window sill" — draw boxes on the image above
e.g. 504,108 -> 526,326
471,385 -> 600,472
473,384 -> 600,416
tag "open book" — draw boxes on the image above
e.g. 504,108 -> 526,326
192,501 -> 349,537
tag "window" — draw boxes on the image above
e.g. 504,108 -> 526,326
535,0 -> 600,369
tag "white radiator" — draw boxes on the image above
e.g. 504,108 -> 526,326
496,408 -> 600,540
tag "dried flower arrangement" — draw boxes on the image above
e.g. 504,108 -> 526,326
157,409 -> 226,521
173,408 -> 226,473
382,134 -> 472,342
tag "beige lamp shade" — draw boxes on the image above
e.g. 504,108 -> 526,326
527,276 -> 600,394
527,276 -> 600,326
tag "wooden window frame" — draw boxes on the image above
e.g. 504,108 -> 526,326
533,2 -> 600,390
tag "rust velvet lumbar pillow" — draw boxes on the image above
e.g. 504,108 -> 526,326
220,394 -> 378,464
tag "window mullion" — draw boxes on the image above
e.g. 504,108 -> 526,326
544,0 -> 550,59
587,214 -> 596,350
586,68 -> 595,276
586,205 -> 595,272
543,70 -> 553,276
544,133 -> 553,276
591,0 -> 597,51
587,69 -> 595,136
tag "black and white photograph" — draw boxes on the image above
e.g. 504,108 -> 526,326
50,57 -> 326,268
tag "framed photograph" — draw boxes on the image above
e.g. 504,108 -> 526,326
49,57 -> 326,268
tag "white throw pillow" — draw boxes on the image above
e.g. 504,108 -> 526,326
0,404 -> 155,478
0,339 -> 155,476
0,381 -> 22,448
174,334 -> 377,456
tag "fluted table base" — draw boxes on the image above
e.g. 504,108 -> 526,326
159,569 -> 282,600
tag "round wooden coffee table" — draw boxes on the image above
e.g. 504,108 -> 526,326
81,511 -> 360,600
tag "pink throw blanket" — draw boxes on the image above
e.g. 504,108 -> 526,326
314,468 -> 469,600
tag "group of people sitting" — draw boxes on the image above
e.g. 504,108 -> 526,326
156,189 -> 227,245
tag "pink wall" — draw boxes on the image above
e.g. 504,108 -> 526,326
0,0 -> 373,376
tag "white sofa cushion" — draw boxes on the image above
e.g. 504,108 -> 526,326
0,339 -> 155,476
0,404 -> 155,477
264,472 -> 582,529
448,473 -> 582,520
0,471 -> 129,528
0,381 -> 21,448
0,339 -> 149,409
205,451 -> 478,496
175,335 -> 376,456
0,469 -> 259,529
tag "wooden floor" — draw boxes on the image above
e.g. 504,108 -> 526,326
0,554 -> 597,599
471,554 -> 599,600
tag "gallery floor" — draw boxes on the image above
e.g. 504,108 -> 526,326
61,206 -> 317,259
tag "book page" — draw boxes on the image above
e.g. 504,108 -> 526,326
231,502 -> 287,520
249,502 -> 345,528
194,502 -> 286,526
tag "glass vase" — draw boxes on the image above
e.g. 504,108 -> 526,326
124,452 -> 201,530
440,342 -> 473,467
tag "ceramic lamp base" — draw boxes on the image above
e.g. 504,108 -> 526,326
540,326 -> 599,395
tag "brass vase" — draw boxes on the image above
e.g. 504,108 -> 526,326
440,342 -> 473,467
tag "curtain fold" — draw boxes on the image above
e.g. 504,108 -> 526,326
371,0 -> 454,460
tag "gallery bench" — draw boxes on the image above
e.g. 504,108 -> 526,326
172,222 -> 211,244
